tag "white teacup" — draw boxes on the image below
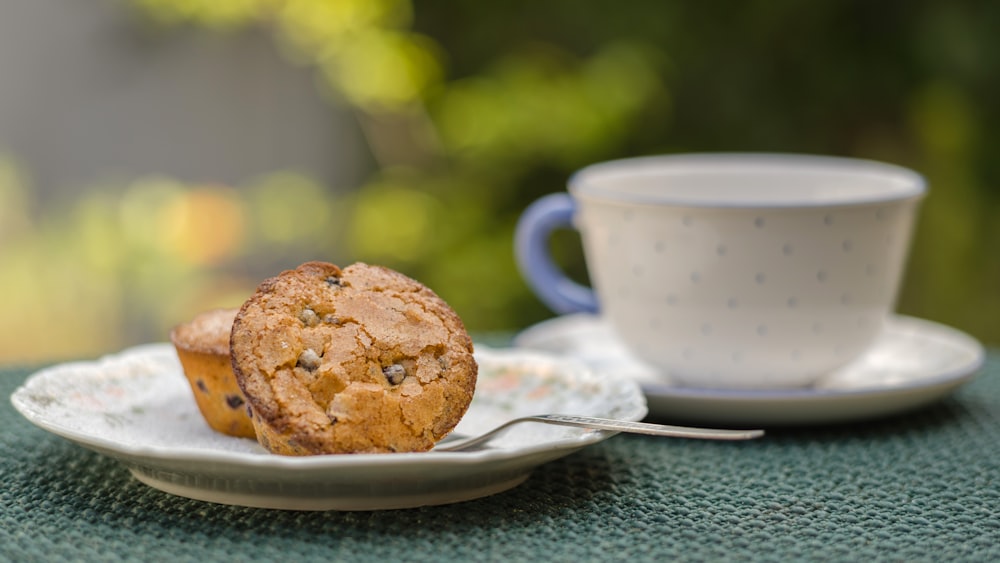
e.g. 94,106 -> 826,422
515,153 -> 926,390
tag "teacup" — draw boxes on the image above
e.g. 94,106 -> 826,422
515,153 -> 926,390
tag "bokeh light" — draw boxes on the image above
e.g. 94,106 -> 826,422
0,0 -> 997,362
348,182 -> 441,262
162,186 -> 246,266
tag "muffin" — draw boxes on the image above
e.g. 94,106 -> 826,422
170,308 -> 255,439
230,261 -> 477,455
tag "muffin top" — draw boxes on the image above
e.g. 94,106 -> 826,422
170,308 -> 237,356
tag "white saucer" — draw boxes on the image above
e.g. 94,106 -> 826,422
514,314 -> 985,426
10,344 -> 646,511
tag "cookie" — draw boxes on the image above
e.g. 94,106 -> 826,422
170,308 -> 256,439
230,261 -> 477,455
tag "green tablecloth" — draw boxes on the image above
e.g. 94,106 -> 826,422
2,353 -> 998,562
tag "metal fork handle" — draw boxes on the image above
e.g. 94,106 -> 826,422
435,414 -> 764,452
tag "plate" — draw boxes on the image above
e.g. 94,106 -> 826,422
10,344 -> 646,510
514,314 -> 984,426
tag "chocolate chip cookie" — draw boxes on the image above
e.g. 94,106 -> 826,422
230,261 -> 477,455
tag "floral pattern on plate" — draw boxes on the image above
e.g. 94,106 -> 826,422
11,344 -> 646,510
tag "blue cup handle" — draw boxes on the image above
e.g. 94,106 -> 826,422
514,193 -> 599,314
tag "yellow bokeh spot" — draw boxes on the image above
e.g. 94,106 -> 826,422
327,30 -> 443,109
349,184 -> 440,262
120,177 -> 186,250
132,0 -> 263,29
247,172 -> 334,243
163,186 -> 247,265
0,156 -> 32,239
277,0 -> 412,52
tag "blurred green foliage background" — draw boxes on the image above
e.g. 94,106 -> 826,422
1,0 -> 998,361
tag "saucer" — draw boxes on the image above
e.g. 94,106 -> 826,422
514,314 -> 985,426
11,344 -> 646,510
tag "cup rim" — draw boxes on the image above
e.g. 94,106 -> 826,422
569,152 -> 927,209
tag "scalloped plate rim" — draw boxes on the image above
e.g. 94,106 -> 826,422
9,343 -> 648,509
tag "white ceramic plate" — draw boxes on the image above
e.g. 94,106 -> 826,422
514,314 -> 984,426
10,344 -> 646,511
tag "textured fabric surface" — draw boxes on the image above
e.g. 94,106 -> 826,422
3,353 -> 999,562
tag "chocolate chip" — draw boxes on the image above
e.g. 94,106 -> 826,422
299,307 -> 320,327
196,379 -> 208,393
225,394 -> 245,409
297,348 -> 322,371
382,364 -> 406,385
325,276 -> 343,288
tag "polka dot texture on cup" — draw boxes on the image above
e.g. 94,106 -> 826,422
576,200 -> 920,390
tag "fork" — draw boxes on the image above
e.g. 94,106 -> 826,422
433,413 -> 764,452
